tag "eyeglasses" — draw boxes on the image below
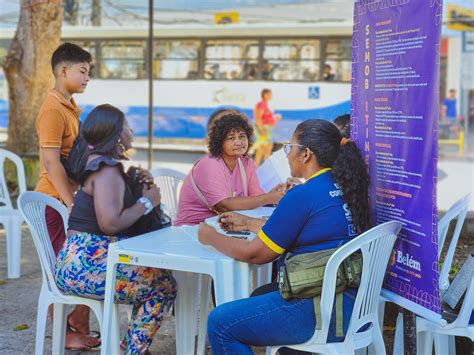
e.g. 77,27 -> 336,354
283,143 -> 309,155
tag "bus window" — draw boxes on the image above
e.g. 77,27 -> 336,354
154,40 -> 199,79
324,38 -> 352,82
263,39 -> 320,81
204,40 -> 258,80
100,40 -> 146,79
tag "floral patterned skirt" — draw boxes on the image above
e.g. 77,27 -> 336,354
55,232 -> 177,354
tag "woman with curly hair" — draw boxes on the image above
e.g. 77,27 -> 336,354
174,109 -> 285,226
198,119 -> 370,354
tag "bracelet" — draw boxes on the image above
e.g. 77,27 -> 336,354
137,196 -> 153,215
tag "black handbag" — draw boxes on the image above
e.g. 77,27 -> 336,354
61,133 -> 89,184
125,166 -> 171,235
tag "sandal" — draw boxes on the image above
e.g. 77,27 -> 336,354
65,319 -> 101,351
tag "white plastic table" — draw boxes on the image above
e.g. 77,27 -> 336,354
101,207 -> 274,355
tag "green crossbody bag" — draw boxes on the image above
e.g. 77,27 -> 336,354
278,247 -> 363,337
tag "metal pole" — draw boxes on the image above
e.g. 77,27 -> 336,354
147,0 -> 154,169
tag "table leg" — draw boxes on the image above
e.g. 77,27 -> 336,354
214,260 -> 239,305
174,271 -> 199,355
101,251 -> 120,355
196,274 -> 212,355
233,262 -> 251,301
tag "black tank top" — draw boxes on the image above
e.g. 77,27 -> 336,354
68,156 -> 136,236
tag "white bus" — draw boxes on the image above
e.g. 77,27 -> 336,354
0,23 -> 353,141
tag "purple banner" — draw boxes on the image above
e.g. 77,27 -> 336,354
351,0 -> 443,317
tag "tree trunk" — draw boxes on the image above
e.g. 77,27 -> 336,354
3,0 -> 63,155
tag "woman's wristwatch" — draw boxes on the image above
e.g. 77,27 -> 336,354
137,196 -> 154,215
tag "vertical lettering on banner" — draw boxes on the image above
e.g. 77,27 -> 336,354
351,0 -> 442,321
350,2 -> 362,141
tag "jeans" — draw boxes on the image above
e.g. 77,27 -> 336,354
207,285 -> 357,354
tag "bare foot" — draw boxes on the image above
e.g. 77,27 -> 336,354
67,306 -> 90,335
65,328 -> 100,350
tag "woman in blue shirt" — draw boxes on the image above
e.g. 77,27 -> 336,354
198,119 -> 371,354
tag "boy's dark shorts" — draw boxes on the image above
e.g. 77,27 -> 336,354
45,206 -> 66,256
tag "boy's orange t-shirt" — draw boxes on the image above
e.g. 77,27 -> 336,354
35,89 -> 81,200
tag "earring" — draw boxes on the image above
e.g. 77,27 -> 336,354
116,138 -> 125,153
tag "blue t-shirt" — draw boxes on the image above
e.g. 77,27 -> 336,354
443,98 -> 457,119
258,168 -> 357,257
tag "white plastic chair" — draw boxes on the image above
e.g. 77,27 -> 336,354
380,194 -> 470,354
417,275 -> 474,355
415,194 -> 471,355
267,220 -> 402,355
151,167 -> 185,222
0,149 -> 27,278
18,191 -> 104,355
437,194 -> 470,292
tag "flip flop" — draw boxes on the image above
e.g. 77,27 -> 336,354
65,339 -> 101,351
90,330 -> 101,339
65,337 -> 101,352
67,315 -> 101,338
65,324 -> 101,351
88,330 -> 102,351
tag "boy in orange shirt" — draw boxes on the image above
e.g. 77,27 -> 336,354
35,43 -> 99,350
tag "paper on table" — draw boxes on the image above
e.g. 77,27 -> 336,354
256,149 -> 292,192
205,207 -> 276,240
206,216 -> 257,240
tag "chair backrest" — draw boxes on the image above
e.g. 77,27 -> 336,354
0,149 -> 27,209
438,194 -> 470,291
449,275 -> 474,329
18,191 -> 68,295
310,221 -> 402,345
151,167 -> 186,222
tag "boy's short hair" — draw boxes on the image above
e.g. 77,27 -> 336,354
51,42 -> 92,75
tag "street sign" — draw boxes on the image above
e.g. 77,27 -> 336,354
214,11 -> 239,25
447,4 -> 474,31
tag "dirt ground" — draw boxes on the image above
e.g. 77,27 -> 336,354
0,227 -> 264,355
0,219 -> 472,354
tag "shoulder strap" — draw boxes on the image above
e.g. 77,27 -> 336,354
313,296 -> 322,332
190,155 -> 249,210
335,292 -> 344,337
237,157 -> 248,197
190,155 -> 212,210
313,293 -> 344,338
